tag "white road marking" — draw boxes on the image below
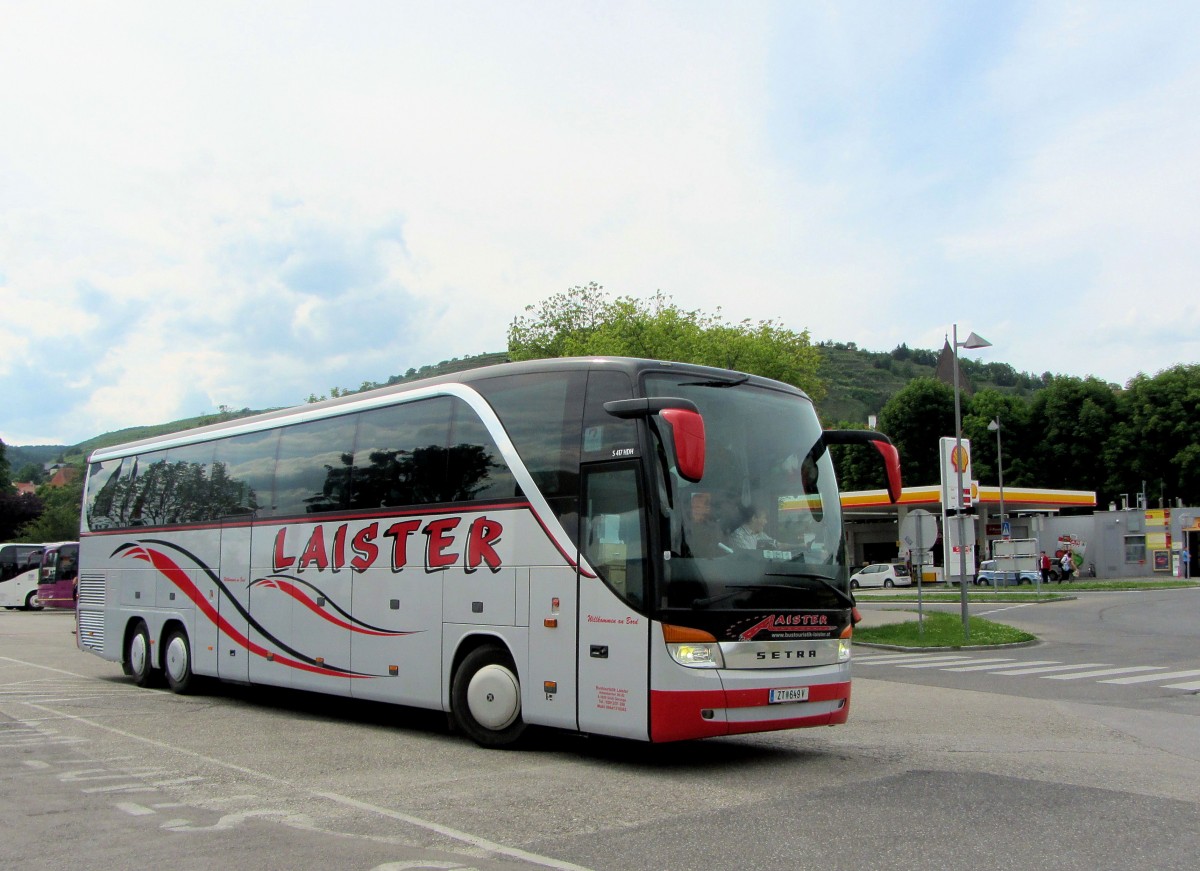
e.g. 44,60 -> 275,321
988,662 -> 1109,676
1043,666 -> 1166,680
1101,669 -> 1200,685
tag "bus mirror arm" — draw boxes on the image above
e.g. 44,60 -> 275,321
604,398 -> 706,483
823,430 -> 903,504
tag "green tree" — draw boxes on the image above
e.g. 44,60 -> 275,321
1107,365 -> 1200,506
18,474 -> 84,542
0,439 -> 10,492
961,389 -> 1033,489
508,284 -> 825,399
14,463 -> 47,485
876,378 -> 957,487
1023,376 -> 1120,499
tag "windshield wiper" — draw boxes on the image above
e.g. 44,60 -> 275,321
764,572 -> 856,609
678,375 -> 750,388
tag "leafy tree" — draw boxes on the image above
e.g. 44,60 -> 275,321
1107,365 -> 1200,506
0,439 -> 10,492
961,389 -> 1033,489
1022,376 -> 1120,499
0,491 -> 43,541
17,475 -> 83,542
508,283 -> 825,399
14,463 -> 47,485
876,378 -> 957,487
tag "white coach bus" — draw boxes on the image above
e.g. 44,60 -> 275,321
77,357 -> 899,747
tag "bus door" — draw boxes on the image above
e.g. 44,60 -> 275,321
576,463 -> 651,740
217,519 -> 253,682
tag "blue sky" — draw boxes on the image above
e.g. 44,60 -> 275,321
2,1 -> 1198,446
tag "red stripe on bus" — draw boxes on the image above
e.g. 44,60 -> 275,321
124,546 -> 369,679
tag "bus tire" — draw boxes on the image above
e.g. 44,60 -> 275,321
25,591 -> 43,611
163,628 -> 195,694
127,620 -> 158,688
451,644 -> 526,748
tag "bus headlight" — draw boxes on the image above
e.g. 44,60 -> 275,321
663,624 -> 725,669
838,640 -> 851,662
668,642 -> 725,669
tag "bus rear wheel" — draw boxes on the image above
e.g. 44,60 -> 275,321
25,591 -> 43,611
451,644 -> 526,748
163,628 -> 195,694
126,620 -> 159,688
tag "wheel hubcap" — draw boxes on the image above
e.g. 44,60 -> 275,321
130,634 -> 148,676
166,636 -> 188,683
467,664 -> 520,730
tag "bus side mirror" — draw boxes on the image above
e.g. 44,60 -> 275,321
660,408 -> 706,483
603,397 -> 707,484
823,430 -> 903,504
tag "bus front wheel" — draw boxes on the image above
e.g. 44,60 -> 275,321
163,628 -> 195,694
451,644 -> 526,748
24,591 -> 43,611
126,621 -> 158,688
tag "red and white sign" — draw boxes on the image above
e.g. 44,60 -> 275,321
939,437 -> 973,511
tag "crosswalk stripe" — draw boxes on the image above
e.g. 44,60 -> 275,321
853,654 -> 1200,688
988,662 -> 1108,676
859,657 -> 940,667
1101,669 -> 1200,685
1163,680 -> 1200,691
896,657 -> 976,669
938,658 -> 1020,671
1043,666 -> 1166,680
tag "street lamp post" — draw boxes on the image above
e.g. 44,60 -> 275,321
988,416 -> 1006,541
953,324 -> 991,641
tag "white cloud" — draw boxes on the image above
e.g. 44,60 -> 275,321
2,2 -> 1199,444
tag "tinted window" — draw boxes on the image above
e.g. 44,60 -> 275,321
448,400 -> 518,502
162,441 -> 217,524
85,458 -> 126,531
274,416 -> 358,516
126,450 -> 172,526
212,430 -> 279,516
475,371 -> 586,520
351,398 -> 452,509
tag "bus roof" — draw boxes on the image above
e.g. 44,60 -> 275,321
87,356 -> 809,463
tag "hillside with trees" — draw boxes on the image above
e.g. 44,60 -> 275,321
3,285 -> 1197,540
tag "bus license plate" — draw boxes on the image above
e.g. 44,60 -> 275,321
769,687 -> 809,704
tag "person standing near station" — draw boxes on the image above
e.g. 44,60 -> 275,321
1040,551 -> 1052,585
1059,551 -> 1074,583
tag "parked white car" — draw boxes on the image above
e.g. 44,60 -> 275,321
849,563 -> 912,589
0,567 -> 43,611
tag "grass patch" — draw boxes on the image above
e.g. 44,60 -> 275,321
854,611 -> 1036,648
1030,580 -> 1196,591
858,579 -> 1198,603
863,592 -> 1064,604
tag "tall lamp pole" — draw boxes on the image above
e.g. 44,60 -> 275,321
988,416 -> 1006,541
953,324 -> 991,640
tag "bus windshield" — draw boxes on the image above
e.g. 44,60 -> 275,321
644,373 -> 847,614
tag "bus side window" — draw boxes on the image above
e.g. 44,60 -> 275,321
212,429 -> 279,516
581,464 -> 646,609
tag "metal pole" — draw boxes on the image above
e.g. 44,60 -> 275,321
953,324 -> 970,641
996,418 -> 1005,537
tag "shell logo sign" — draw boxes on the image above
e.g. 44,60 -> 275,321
949,444 -> 969,474
939,437 -> 974,511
